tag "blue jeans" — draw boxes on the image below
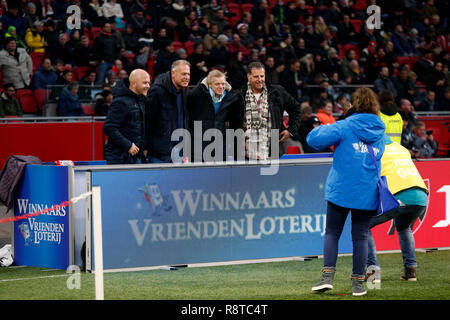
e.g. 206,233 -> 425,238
367,205 -> 426,268
323,202 -> 374,275
96,62 -> 113,84
147,155 -> 171,163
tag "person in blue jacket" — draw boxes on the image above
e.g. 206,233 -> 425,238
57,82 -> 85,117
307,87 -> 386,297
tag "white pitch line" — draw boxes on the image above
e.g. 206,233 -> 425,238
0,274 -> 68,282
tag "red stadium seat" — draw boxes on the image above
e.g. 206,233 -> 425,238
30,52 -> 45,73
350,19 -> 363,33
82,104 -> 96,116
15,89 -> 38,114
73,66 -> 91,81
184,40 -> 195,56
343,43 -> 360,60
286,146 -> 302,154
34,89 -> 48,112
172,41 -> 183,53
305,5 -> 314,15
240,3 -> 254,13
90,27 -> 101,40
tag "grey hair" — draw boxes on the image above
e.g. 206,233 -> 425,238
171,59 -> 191,71
206,69 -> 226,84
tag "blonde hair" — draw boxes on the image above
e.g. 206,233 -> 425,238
351,87 -> 380,115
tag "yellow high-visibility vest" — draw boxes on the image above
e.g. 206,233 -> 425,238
381,141 -> 428,195
379,112 -> 403,144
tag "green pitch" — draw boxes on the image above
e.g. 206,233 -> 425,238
1,250 -> 449,300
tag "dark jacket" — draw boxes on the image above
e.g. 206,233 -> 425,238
103,79 -> 146,164
57,87 -> 85,116
0,155 -> 41,212
93,32 -> 117,63
146,71 -> 189,161
31,66 -> 58,90
187,77 -> 240,161
235,82 -> 302,157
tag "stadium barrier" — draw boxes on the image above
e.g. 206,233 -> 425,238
9,157 -> 450,271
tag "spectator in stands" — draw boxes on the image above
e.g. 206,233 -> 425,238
439,87 -> 450,109
93,22 -> 117,84
104,68 -> 150,164
413,49 -> 434,84
308,87 -> 385,297
128,7 -> 148,39
237,23 -> 255,49
316,99 -> 336,126
298,103 -> 321,153
123,23 -> 139,54
35,0 -> 55,20
264,55 -> 280,85
424,61 -> 447,102
153,40 -> 177,76
101,0 -> 124,19
24,2 -> 39,29
31,58 -> 57,90
50,69 -> 73,101
78,69 -> 97,101
187,69 -> 240,161
25,20 -> 46,53
50,33 -> 73,66
374,66 -> 397,97
0,83 -> 22,117
84,0 -> 104,27
391,24 -> 414,57
57,82 -> 85,117
73,35 -> 98,68
417,90 -> 440,111
4,25 -> 28,51
235,61 -> 301,160
349,60 -> 366,85
146,60 -> 191,163
340,49 -> 356,80
394,67 -> 416,104
378,90 -> 403,144
279,59 -> 304,102
338,14 -> 358,44
1,3 -> 26,37
367,135 -> 429,283
187,42 -> 209,85
409,121 -> 438,158
209,34 -> 229,69
226,51 -> 247,90
95,89 -> 113,116
104,69 -> 117,87
0,37 -> 32,89
228,33 -> 250,60
52,0 -> 69,20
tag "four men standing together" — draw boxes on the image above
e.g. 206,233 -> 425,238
104,60 -> 302,164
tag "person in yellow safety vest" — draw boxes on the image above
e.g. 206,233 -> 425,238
366,135 -> 428,283
378,90 -> 403,144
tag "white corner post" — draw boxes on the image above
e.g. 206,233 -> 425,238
92,185 -> 104,300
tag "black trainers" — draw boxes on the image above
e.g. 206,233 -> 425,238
401,267 -> 417,281
312,267 -> 335,293
351,274 -> 367,296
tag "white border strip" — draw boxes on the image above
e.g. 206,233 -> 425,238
92,186 -> 104,300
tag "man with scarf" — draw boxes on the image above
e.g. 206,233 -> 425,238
236,62 -> 301,160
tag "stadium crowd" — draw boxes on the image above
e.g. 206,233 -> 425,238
0,0 -> 448,157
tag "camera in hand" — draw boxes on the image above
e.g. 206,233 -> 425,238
426,130 -> 433,135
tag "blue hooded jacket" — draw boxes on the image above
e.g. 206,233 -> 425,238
57,87 -> 85,117
307,113 -> 386,210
